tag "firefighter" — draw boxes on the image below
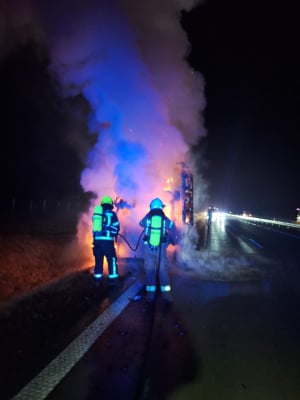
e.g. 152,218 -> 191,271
92,195 -> 120,285
139,197 -> 177,303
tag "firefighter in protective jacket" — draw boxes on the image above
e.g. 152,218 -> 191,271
92,196 -> 120,283
139,197 -> 177,302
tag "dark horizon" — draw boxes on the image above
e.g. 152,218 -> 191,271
182,0 -> 299,222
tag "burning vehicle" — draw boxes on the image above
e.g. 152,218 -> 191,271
164,163 -> 194,226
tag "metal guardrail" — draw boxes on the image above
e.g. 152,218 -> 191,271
226,213 -> 300,230
193,211 -> 300,231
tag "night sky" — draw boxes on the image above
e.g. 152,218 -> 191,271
0,0 -> 299,223
182,0 -> 299,220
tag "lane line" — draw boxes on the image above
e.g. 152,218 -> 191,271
248,238 -> 264,249
12,279 -> 143,400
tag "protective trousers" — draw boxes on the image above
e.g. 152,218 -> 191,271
143,242 -> 171,293
93,239 -> 118,278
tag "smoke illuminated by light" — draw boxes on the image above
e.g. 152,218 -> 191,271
2,0 -> 207,258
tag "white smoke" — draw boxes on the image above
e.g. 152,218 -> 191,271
1,0 -> 207,259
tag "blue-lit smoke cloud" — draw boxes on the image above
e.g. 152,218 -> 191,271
2,0 -> 207,254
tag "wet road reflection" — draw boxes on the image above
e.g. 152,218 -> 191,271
168,215 -> 300,399
197,279 -> 271,304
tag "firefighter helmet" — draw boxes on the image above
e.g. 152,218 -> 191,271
150,198 -> 165,210
100,195 -> 113,206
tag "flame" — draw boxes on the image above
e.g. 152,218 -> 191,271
164,176 -> 174,192
77,163 -> 192,263
115,239 -> 127,259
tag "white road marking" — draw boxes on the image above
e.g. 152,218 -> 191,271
12,279 -> 143,400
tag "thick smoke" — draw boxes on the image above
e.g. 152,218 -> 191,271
2,0 -> 207,258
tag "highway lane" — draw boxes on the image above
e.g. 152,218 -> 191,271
224,216 -> 300,264
169,216 -> 300,399
3,216 -> 300,400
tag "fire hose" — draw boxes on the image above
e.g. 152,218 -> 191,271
117,230 -> 145,252
117,229 -> 163,292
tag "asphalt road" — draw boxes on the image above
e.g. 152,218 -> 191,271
1,216 -> 300,400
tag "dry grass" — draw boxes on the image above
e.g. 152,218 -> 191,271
0,233 -> 92,305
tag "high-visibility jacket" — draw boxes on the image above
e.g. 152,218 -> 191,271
92,205 -> 120,241
139,209 -> 175,248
